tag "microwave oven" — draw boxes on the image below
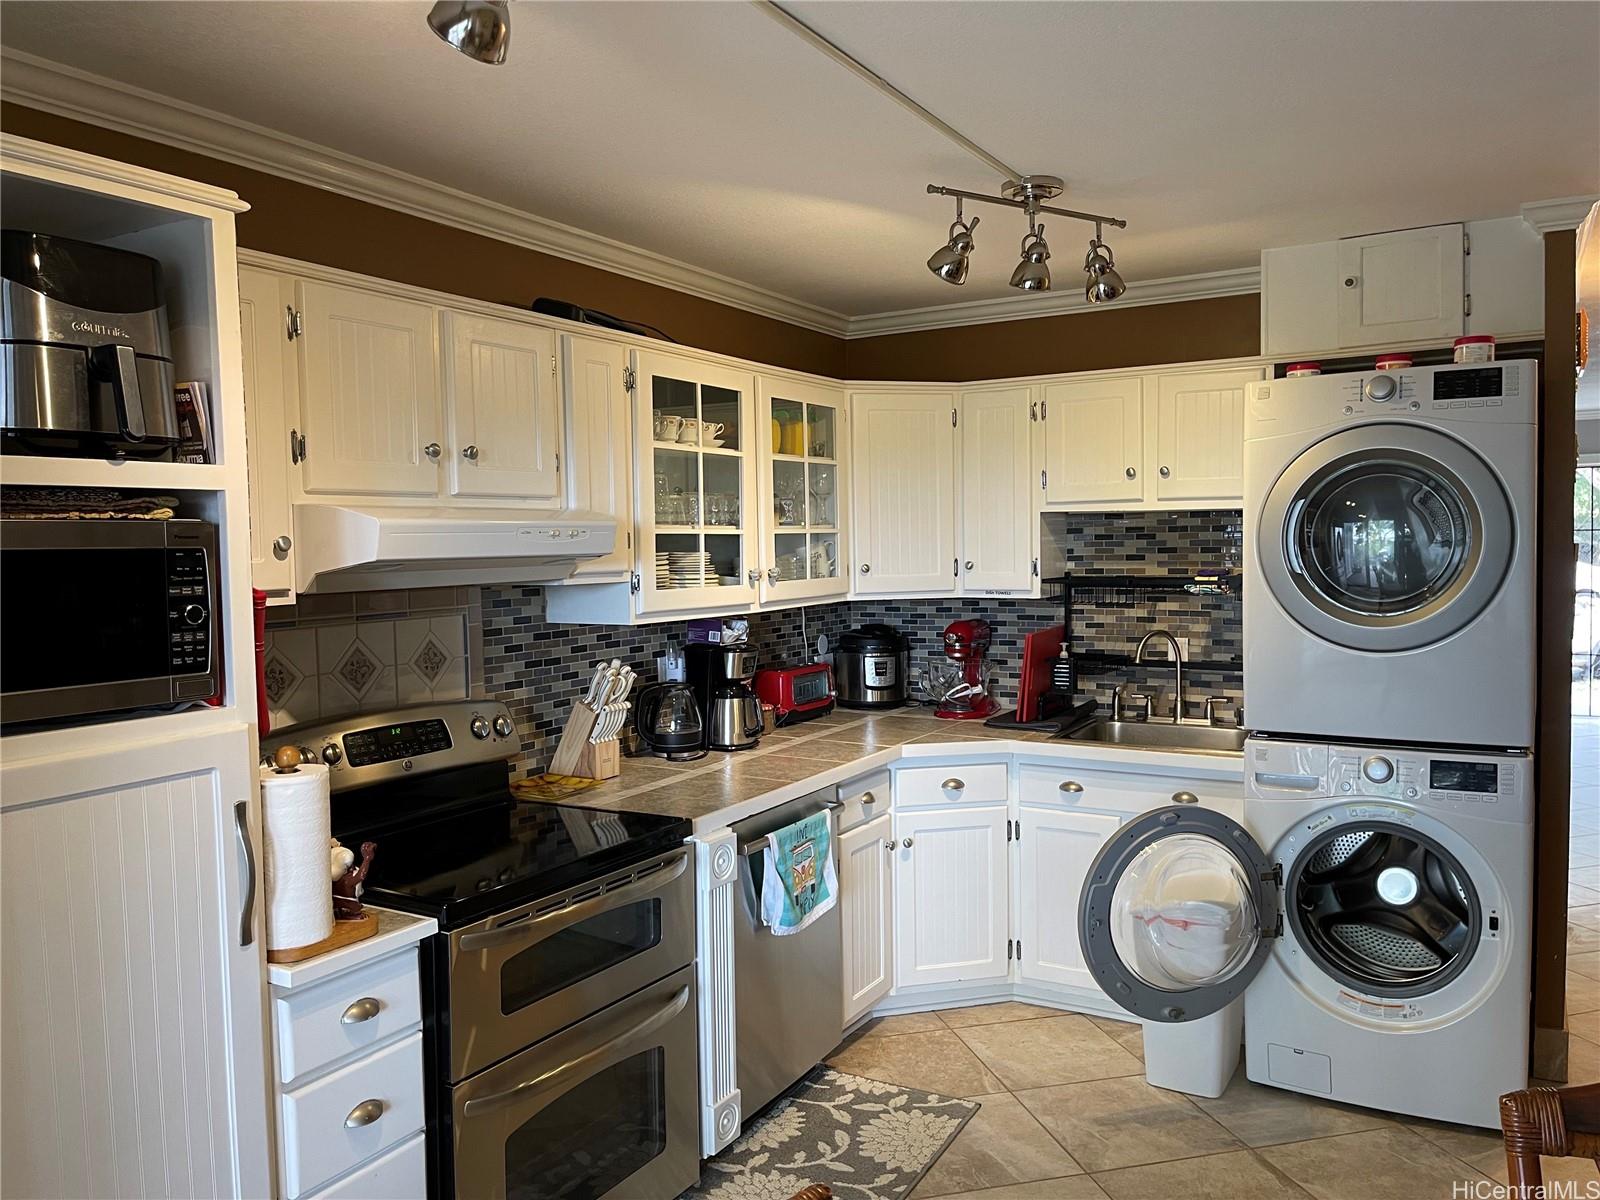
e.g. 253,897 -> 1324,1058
0,517 -> 221,727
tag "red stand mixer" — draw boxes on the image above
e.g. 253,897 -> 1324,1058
925,618 -> 1000,719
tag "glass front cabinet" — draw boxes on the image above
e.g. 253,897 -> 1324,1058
757,376 -> 848,604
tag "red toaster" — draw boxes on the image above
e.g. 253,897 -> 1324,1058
754,663 -> 835,727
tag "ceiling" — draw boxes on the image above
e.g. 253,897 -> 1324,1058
1,1 -> 1596,324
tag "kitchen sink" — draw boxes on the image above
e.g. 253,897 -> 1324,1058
1058,719 -> 1248,754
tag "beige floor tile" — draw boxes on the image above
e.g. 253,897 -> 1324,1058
1569,1029 -> 1600,1084
858,1011 -> 947,1036
937,1001 -> 1062,1029
1568,970 -> 1600,1015
1258,1127 -> 1491,1200
1572,904 -> 1600,932
1571,921 -> 1600,955
1088,1016 -> 1145,1061
1571,950 -> 1600,981
1094,1149 -> 1312,1200
954,1014 -> 1144,1090
1405,1118 -> 1504,1176
913,1179 -> 1109,1200
908,1092 -> 1084,1198
826,1027 -> 1005,1098
1016,1076 -> 1241,1172
1192,1074 -> 1394,1147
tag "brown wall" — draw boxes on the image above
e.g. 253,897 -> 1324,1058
843,293 -> 1261,382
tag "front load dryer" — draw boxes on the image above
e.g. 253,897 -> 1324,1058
1243,361 -> 1537,747
1078,735 -> 1532,1128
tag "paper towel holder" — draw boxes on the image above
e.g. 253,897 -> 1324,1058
271,745 -> 306,774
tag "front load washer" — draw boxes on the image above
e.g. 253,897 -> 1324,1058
1243,361 -> 1537,747
1078,735 -> 1531,1128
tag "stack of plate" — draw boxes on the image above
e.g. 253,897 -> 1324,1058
657,550 -> 715,587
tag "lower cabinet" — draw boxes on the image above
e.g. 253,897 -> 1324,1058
840,812 -> 894,1025
892,805 -> 1010,989
1015,805 -> 1124,990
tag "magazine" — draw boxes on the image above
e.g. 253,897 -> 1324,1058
173,381 -> 212,464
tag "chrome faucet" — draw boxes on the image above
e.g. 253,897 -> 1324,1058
1134,629 -> 1185,724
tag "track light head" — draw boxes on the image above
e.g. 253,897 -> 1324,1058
1083,236 -> 1126,303
1009,224 -> 1051,292
428,0 -> 510,64
927,207 -> 978,285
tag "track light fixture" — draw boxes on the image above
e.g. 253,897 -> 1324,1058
428,0 -> 511,65
926,200 -> 980,285
926,178 -> 1126,299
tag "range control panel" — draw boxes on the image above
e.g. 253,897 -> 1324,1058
262,699 -> 517,791
344,718 -> 453,767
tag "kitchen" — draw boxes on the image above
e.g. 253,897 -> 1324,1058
0,3 -> 1596,1199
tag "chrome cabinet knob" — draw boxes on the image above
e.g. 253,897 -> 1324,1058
1172,791 -> 1199,805
341,997 -> 382,1024
423,442 -> 442,461
344,1099 -> 386,1128
272,534 -> 293,558
901,837 -> 914,849
462,444 -> 480,461
964,560 -> 974,570
861,791 -> 876,805
1059,780 -> 1085,794
1159,466 -> 1171,478
884,839 -> 896,851
1343,275 -> 1359,288
747,567 -> 761,586
1125,466 -> 1137,479
767,567 -> 780,584
941,778 -> 965,791
860,563 -> 871,574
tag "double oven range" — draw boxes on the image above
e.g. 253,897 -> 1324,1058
266,700 -> 700,1200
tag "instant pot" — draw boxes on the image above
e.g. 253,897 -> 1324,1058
835,624 -> 909,709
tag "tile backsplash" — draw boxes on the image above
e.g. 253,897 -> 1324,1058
263,510 -> 1243,777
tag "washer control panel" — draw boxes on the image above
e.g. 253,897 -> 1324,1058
1326,748 -> 1524,810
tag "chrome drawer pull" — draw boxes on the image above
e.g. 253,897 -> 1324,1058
341,997 -> 382,1024
344,1099 -> 385,1128
941,778 -> 965,791
1059,780 -> 1084,793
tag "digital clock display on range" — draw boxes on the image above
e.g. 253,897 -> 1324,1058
1429,759 -> 1498,794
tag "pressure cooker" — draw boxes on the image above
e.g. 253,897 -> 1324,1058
835,624 -> 910,709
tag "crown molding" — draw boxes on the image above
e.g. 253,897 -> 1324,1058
843,266 -> 1262,338
1521,195 -> 1599,235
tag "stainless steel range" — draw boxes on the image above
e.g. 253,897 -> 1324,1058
264,700 -> 699,1200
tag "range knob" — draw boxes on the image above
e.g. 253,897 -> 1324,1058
469,715 -> 491,740
1362,755 -> 1395,784
321,743 -> 343,766
182,603 -> 208,626
492,714 -> 514,738
1364,374 -> 1398,403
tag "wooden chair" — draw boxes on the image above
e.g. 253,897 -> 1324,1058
1499,1081 -> 1600,1194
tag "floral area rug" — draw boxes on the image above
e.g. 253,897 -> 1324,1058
681,1067 -> 979,1200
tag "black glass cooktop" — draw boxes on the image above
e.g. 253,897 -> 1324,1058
330,761 -> 691,930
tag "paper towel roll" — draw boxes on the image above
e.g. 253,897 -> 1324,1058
260,762 -> 334,952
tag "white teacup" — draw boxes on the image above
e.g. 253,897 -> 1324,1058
701,421 -> 725,442
655,414 -> 684,441
676,419 -> 700,444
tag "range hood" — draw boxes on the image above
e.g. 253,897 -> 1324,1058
292,504 -> 616,593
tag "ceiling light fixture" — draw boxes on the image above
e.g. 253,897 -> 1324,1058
1009,218 -> 1051,292
427,0 -> 511,65
1084,223 -> 1126,303
927,200 -> 979,285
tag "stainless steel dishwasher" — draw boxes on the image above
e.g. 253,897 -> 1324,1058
732,787 -> 844,1118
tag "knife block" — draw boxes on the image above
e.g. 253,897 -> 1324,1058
575,739 -> 620,780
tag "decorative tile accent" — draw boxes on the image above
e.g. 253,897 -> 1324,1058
412,637 -> 449,682
335,641 -> 381,696
262,653 -> 301,706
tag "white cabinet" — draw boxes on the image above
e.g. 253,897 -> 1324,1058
442,312 -> 561,502
239,265 -> 296,598
1336,224 -> 1465,347
295,280 -> 441,497
959,386 -> 1036,594
892,804 -> 1010,989
1015,805 -> 1122,990
839,813 -> 894,1025
1152,367 -> 1263,503
562,334 -> 634,580
849,390 -> 958,595
0,724 -> 271,1200
758,375 -> 848,604
1040,376 -> 1144,506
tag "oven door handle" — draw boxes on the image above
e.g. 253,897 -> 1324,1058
460,983 -> 691,1118
455,850 -> 689,952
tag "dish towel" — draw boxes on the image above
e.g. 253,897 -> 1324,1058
759,810 -> 838,936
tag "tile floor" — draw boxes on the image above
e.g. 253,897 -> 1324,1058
819,720 -> 1600,1200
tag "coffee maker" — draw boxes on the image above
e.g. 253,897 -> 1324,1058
2,231 -> 180,459
686,643 -> 763,752
930,618 -> 999,720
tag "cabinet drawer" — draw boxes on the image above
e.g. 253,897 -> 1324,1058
1017,762 -> 1241,818
837,768 -> 891,831
274,949 -> 422,1085
895,762 -> 1007,808
306,1133 -> 425,1200
280,1033 -> 425,1199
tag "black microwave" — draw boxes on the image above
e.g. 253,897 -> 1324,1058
1,517 -> 221,727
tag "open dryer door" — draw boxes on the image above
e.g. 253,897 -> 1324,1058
1079,806 -> 1280,1023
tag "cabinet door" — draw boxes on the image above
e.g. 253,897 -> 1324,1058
0,724 -> 270,1199
849,391 -> 957,594
239,267 -> 296,597
959,386 -> 1035,593
562,335 -> 634,580
442,312 -> 561,502
1153,368 -> 1263,504
296,281 -> 440,497
1015,805 -> 1122,991
893,805 -> 1009,989
1040,376 -> 1143,506
635,349 -> 758,612
840,813 -> 894,1025
758,376 -> 848,604
1336,224 -> 1464,347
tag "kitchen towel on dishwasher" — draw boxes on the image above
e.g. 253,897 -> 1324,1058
760,810 -> 837,936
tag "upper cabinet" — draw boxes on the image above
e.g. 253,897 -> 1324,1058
1261,217 -> 1544,358
442,313 -> 561,503
1153,367 -> 1262,503
757,376 -> 848,605
958,386 -> 1036,594
562,334 -> 634,581
239,267 -> 296,599
1040,376 -> 1144,506
849,391 -> 958,596
295,280 -> 441,497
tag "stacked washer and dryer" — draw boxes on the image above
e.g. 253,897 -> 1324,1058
1078,360 -> 1536,1128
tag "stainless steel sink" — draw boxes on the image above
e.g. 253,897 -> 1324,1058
1059,719 -> 1248,754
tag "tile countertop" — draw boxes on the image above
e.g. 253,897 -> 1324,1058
555,706 -> 1245,837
